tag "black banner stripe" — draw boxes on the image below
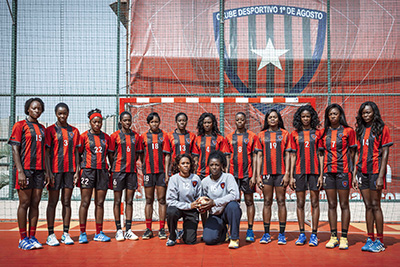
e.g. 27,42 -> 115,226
248,14 -> 257,94
265,13 -> 274,94
284,15 -> 293,94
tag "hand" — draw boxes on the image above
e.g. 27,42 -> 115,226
289,177 -> 296,191
198,197 -> 214,212
281,174 -> 290,187
190,199 -> 200,210
44,172 -> 54,188
256,176 -> 264,190
249,177 -> 256,189
376,176 -> 384,190
18,171 -> 27,189
165,174 -> 169,186
73,172 -> 79,186
317,175 -> 323,190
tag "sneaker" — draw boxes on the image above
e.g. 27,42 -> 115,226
94,231 -> 111,242
326,236 -> 339,248
278,233 -> 287,245
295,233 -> 307,245
124,229 -> 139,241
166,239 -> 176,247
361,237 -> 373,252
370,239 -> 385,253
228,239 -> 239,249
259,233 -> 271,244
142,228 -> 153,240
115,229 -> 125,241
309,234 -> 318,247
246,229 -> 255,242
176,230 -> 184,240
158,228 -> 167,240
29,236 -> 43,249
61,233 -> 74,245
79,232 -> 88,244
18,237 -> 34,250
339,237 -> 348,250
46,233 -> 60,247
225,232 -> 230,242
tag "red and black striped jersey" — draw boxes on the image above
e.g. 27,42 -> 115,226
356,125 -> 393,174
79,130 -> 113,170
45,124 -> 80,173
167,130 -> 196,161
289,129 -> 321,175
319,126 -> 356,173
226,130 -> 261,179
141,130 -> 171,174
257,129 -> 290,175
192,134 -> 227,178
110,130 -> 143,173
8,119 -> 46,170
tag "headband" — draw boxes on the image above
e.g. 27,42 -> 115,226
89,113 -> 102,121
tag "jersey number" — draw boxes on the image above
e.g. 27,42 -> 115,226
305,141 -> 309,148
331,141 -> 336,148
238,146 -> 243,153
36,135 -> 42,142
64,140 -> 68,146
127,146 -> 131,152
179,145 -> 186,152
363,139 -> 369,146
270,142 -> 277,149
94,146 -> 103,153
81,177 -> 89,186
152,143 -> 159,150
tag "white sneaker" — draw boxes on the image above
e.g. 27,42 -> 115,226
124,229 -> 139,241
115,229 -> 125,241
61,233 -> 74,245
46,234 -> 60,247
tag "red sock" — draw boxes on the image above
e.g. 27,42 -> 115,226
377,233 -> 383,243
29,226 -> 36,238
367,233 -> 375,241
80,223 -> 86,233
146,219 -> 152,230
96,223 -> 102,235
19,228 -> 27,239
159,221 -> 165,230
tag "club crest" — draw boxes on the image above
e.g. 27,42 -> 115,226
244,138 -> 249,144
159,136 -> 164,142
220,182 -> 225,189
101,139 -> 107,145
212,140 -> 217,145
338,133 -> 344,138
69,132 -> 74,138
186,138 -> 191,143
277,135 -> 283,141
311,134 -> 317,140
192,180 -> 198,187
342,180 -> 348,188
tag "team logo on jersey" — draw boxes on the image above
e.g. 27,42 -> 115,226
244,138 -> 249,144
338,133 -> 344,138
311,134 -> 317,140
159,136 -> 164,142
131,136 -> 136,144
213,6 -> 326,115
69,132 -> 74,138
220,182 -> 225,189
212,140 -> 217,145
186,138 -> 191,143
101,139 -> 107,145
192,181 -> 198,187
277,135 -> 283,141
342,180 -> 348,188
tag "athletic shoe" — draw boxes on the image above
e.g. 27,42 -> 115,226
325,236 -> 339,248
277,233 -> 287,245
295,233 -> 307,245
259,233 -> 271,244
79,232 -> 88,244
115,229 -> 125,241
339,237 -> 348,250
225,232 -> 230,242
309,234 -> 318,247
124,229 -> 139,241
158,228 -> 167,240
166,239 -> 176,247
228,239 -> 239,249
18,237 -> 34,250
142,228 -> 153,240
370,239 -> 385,253
94,231 -> 111,242
29,236 -> 43,249
246,229 -> 255,242
361,237 -> 373,252
61,233 -> 74,245
176,230 -> 184,240
46,233 -> 60,247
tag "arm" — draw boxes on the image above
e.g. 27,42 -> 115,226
256,151 -> 263,189
377,146 -> 390,190
44,147 -> 54,187
11,145 -> 27,189
225,154 -> 230,173
250,152 -> 257,189
164,153 -> 171,185
74,149 -> 80,185
281,151 -> 290,187
107,152 -> 114,172
352,152 -> 359,189
289,152 -> 296,190
318,150 -> 324,190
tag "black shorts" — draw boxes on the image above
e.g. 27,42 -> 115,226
14,169 -> 45,190
262,174 -> 285,187
143,172 -> 166,187
79,168 -> 109,190
323,172 -> 351,190
357,172 -> 385,190
294,174 -> 319,192
235,177 -> 255,194
48,172 -> 74,191
112,172 -> 138,191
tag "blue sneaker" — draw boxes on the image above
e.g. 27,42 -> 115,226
246,229 -> 255,242
370,239 -> 385,253
309,234 -> 318,247
259,233 -> 271,244
295,233 -> 307,245
79,232 -> 88,244
361,238 -> 374,252
278,233 -> 287,245
176,230 -> 184,240
94,231 -> 111,242
29,236 -> 43,249
18,237 -> 34,250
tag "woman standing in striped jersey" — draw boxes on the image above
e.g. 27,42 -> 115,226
319,104 -> 356,250
78,109 -> 114,243
9,98 -> 46,250
45,103 -> 80,246
353,101 -> 393,252
256,109 -> 291,245
289,105 -> 323,246
110,111 -> 143,241
140,112 -> 171,240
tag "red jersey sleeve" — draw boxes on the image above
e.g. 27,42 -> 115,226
73,128 -> 81,148
79,134 -> 86,154
289,131 -> 297,152
252,134 -> 262,153
109,132 -> 117,153
347,127 -> 357,148
105,134 -> 113,153
162,132 -> 171,154
8,121 -> 23,146
283,130 -> 291,151
135,133 -> 144,153
45,126 -> 53,148
192,136 -> 200,156
382,125 -> 393,147
219,135 -> 229,154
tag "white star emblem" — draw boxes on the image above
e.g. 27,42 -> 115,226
251,39 -> 289,71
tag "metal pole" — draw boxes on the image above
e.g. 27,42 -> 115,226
327,0 -> 331,105
9,0 -> 18,200
218,0 -> 225,134
116,0 -> 121,130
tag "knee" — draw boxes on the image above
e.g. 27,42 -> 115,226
167,206 -> 178,217
264,199 -> 272,207
339,200 -> 349,210
157,197 -> 166,205
328,200 -> 337,210
125,199 -> 133,207
370,202 -> 380,212
297,200 -> 305,209
276,198 -> 286,207
244,199 -> 254,207
311,200 -> 319,210
145,197 -> 154,205
114,198 -> 122,207
96,199 -> 105,207
47,199 -> 58,209
19,199 -> 30,210
364,202 -> 373,211
80,199 -> 91,209
203,232 -> 219,245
